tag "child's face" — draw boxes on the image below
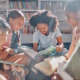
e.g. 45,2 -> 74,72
65,11 -> 78,28
0,31 -> 8,46
37,23 -> 48,35
3,64 -> 10,70
9,17 -> 24,32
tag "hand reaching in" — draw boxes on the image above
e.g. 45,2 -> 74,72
56,46 -> 62,53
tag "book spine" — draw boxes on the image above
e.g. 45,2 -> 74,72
22,2 -> 26,9
41,1 -> 65,12
9,1 -> 14,9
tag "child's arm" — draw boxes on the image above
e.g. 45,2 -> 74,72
0,46 -> 15,60
54,27 -> 63,53
64,28 -> 78,59
33,31 -> 39,51
56,36 -> 64,53
65,35 -> 77,59
33,43 -> 38,51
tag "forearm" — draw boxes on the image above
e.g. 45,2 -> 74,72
4,47 -> 16,55
33,43 -> 38,51
56,36 -> 64,52
65,40 -> 75,59
33,47 -> 37,51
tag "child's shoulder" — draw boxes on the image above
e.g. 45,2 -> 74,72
33,30 -> 41,36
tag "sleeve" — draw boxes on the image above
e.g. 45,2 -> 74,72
33,31 -> 39,43
54,27 -> 62,38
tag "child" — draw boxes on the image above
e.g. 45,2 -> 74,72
51,1 -> 80,80
0,17 -> 32,79
0,63 -> 25,80
5,9 -> 25,51
0,63 -> 15,80
64,0 -> 80,59
29,10 -> 68,56
0,17 -> 31,66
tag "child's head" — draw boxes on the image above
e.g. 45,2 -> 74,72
64,1 -> 80,28
7,9 -> 25,32
0,17 -> 10,46
3,64 -> 10,70
29,10 -> 59,35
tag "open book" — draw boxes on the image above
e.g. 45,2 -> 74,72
34,56 -> 66,76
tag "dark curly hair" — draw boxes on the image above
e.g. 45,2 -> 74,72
29,10 -> 59,32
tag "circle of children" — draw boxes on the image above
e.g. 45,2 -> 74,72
0,0 -> 80,80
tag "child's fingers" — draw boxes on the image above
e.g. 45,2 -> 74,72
1,52 -> 9,60
56,46 -> 62,53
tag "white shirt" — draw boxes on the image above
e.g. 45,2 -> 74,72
33,27 -> 62,51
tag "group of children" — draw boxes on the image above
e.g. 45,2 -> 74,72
0,10 -> 30,80
0,0 -> 80,80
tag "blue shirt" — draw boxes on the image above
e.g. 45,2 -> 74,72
33,27 -> 62,51
10,31 -> 19,49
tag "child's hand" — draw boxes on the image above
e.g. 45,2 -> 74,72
0,46 -> 15,60
56,46 -> 62,53
6,48 -> 15,55
64,53 -> 69,60
3,46 -> 15,55
51,72 -> 63,80
0,50 -> 9,60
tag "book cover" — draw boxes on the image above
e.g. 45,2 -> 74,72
19,46 -> 38,59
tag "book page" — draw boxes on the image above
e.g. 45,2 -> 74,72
44,56 -> 66,74
34,56 -> 66,76
44,57 -> 59,74
34,61 -> 51,76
